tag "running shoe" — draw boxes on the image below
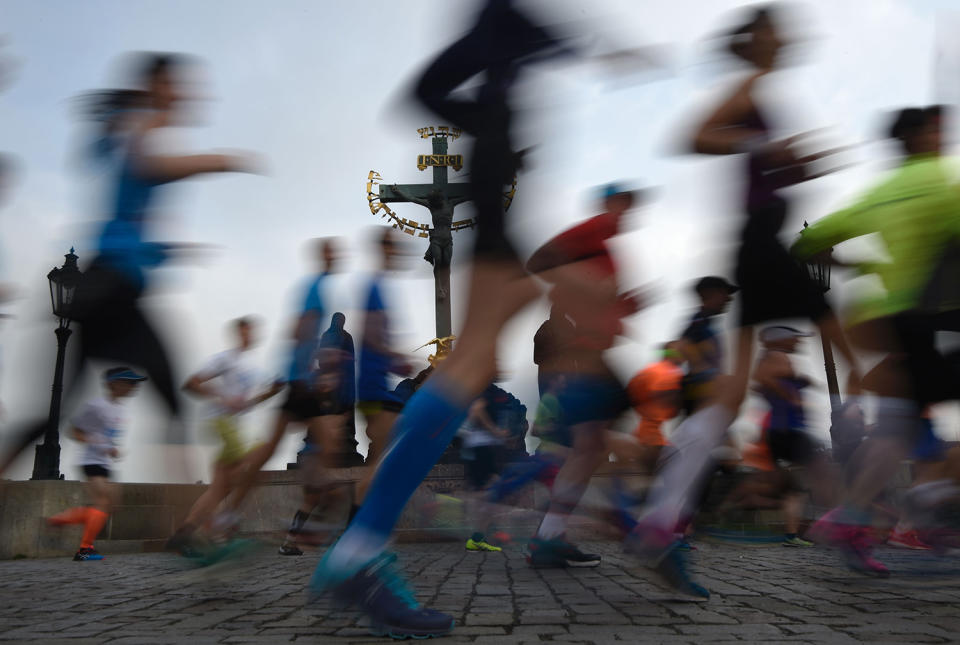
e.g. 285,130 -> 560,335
278,542 -> 304,556
675,536 -> 698,551
490,531 -> 513,546
806,507 -> 851,546
527,537 -> 601,568
841,529 -> 890,577
327,552 -> 454,639
73,547 -> 104,561
650,542 -> 710,600
465,538 -> 502,552
887,529 -> 931,550
165,530 -> 205,558
782,536 -> 815,547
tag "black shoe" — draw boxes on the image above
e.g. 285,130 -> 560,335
278,542 -> 304,556
165,531 -> 205,558
73,547 -> 104,561
528,537 -> 601,568
328,553 -> 454,639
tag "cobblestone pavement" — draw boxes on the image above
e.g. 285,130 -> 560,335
2,540 -> 960,644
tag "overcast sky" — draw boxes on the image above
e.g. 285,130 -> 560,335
2,0 -> 960,483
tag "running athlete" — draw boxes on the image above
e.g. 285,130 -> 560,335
627,6 -> 860,597
1,53 -> 257,475
220,238 -> 346,551
166,317 -> 283,555
797,106 -> 960,575
678,277 -> 737,415
459,395 -> 509,552
465,373 -> 570,552
525,184 -> 642,569
309,2 -> 578,637
350,227 -> 412,523
47,367 -> 146,560
627,342 -> 685,472
753,325 -> 832,546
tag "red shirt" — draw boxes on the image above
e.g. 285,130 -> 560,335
533,213 -> 637,351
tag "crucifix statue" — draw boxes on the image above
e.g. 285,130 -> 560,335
372,128 -> 472,339
367,126 -> 516,340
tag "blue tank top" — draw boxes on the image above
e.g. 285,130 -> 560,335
95,128 -> 168,287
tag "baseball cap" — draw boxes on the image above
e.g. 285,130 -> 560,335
105,367 -> 148,382
600,182 -> 644,203
695,276 -> 739,295
759,326 -> 813,344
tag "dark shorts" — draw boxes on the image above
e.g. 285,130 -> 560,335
767,428 -> 818,466
465,444 -> 500,490
912,418 -> 946,462
281,384 -> 342,421
736,200 -> 831,328
681,373 -> 717,417
890,313 -> 960,407
82,464 -> 111,479
557,374 -> 629,426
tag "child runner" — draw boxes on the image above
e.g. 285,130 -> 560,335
47,367 -> 146,560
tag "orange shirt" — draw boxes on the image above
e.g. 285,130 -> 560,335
628,360 -> 683,446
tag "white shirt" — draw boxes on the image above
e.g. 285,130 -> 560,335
72,396 -> 125,468
195,348 -> 262,418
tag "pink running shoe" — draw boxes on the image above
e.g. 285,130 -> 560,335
806,507 -> 848,546
842,529 -> 890,577
887,529 -> 932,550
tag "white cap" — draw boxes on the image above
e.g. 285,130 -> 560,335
759,325 -> 813,344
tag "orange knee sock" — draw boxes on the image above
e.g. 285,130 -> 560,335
48,506 -> 90,526
80,508 -> 109,549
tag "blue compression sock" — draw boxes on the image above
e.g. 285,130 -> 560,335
312,378 -> 471,588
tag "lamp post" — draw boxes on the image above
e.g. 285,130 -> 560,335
800,222 -> 842,413
31,248 -> 82,481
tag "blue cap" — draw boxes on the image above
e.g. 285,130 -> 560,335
105,367 -> 147,382
600,182 -> 643,202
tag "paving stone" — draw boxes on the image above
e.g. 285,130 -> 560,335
0,542 -> 956,643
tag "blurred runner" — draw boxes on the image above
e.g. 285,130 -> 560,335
628,6 -> 860,598
47,367 -> 146,560
218,238 -> 348,554
350,227 -> 412,523
459,395 -> 509,552
627,342 -> 685,471
678,278 -> 736,415
465,373 -> 569,550
797,105 -> 960,575
309,1 -> 579,637
1,52 -> 257,474
165,317 -> 283,556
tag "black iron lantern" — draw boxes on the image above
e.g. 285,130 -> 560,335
47,247 -> 82,322
801,221 -> 832,293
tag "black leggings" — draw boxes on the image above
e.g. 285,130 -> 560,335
70,262 -> 180,419
1,261 -> 182,471
414,0 -> 564,262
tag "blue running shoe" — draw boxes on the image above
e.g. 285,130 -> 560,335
73,547 -> 104,561
651,542 -> 710,600
325,552 -> 454,639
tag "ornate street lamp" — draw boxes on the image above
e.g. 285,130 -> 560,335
800,223 -> 844,457
31,248 -> 82,481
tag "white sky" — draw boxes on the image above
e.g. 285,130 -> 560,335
2,0 -> 960,483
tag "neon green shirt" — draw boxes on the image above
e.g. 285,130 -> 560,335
792,155 -> 960,324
